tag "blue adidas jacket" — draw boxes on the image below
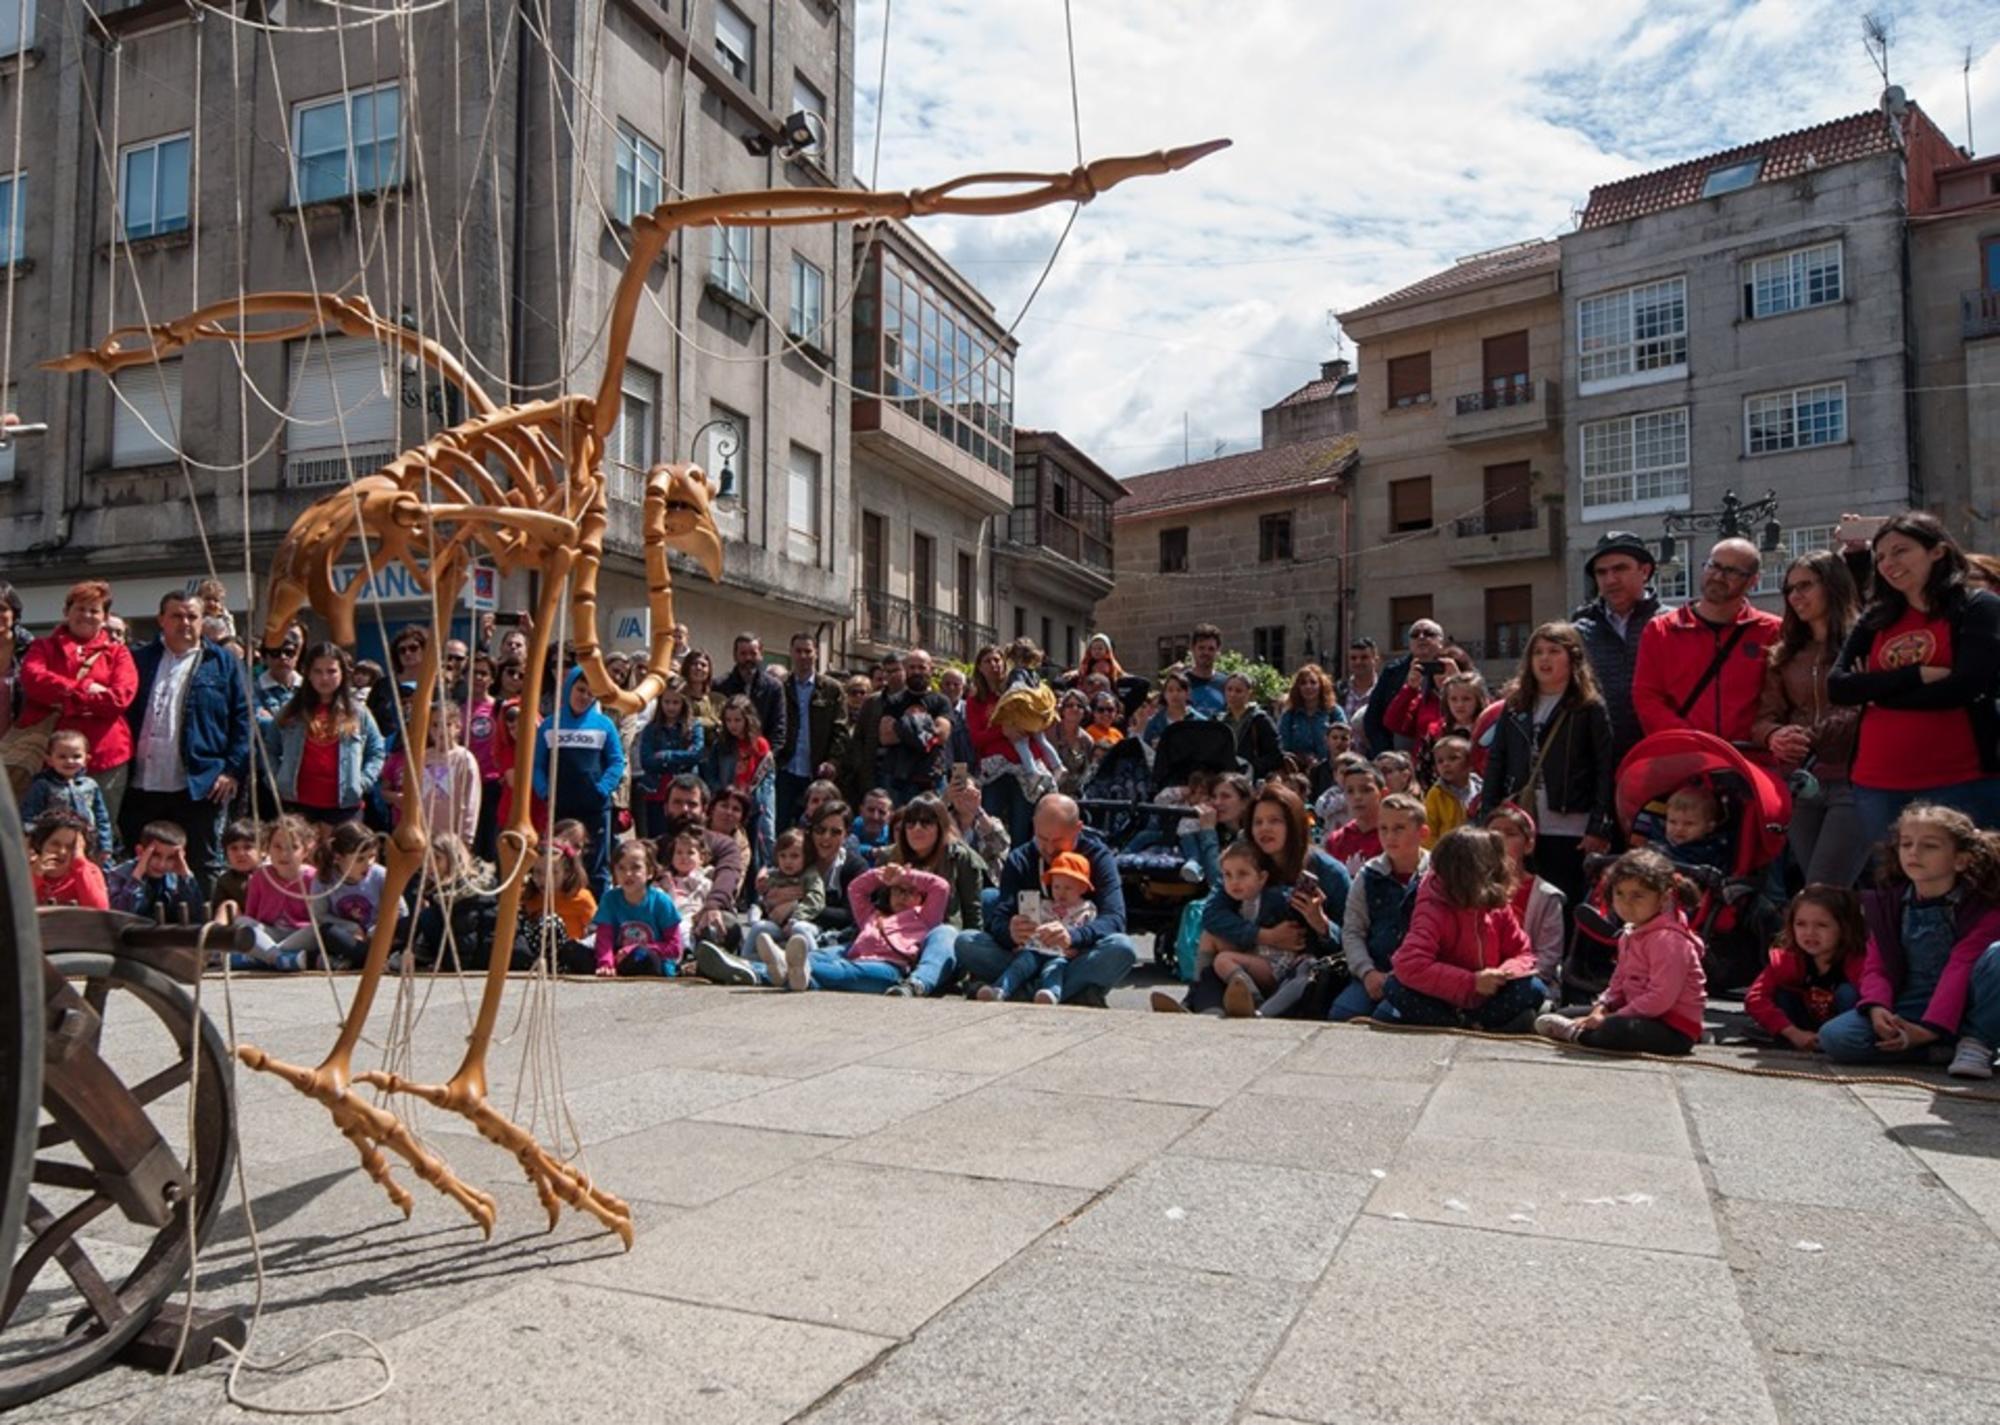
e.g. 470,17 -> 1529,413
533,667 -> 626,814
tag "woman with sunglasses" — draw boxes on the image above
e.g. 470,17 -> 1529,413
369,625 -> 432,751
1752,548 -> 1867,887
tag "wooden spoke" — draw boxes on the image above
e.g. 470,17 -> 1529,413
2,1194 -> 113,1323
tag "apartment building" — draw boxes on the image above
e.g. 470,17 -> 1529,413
0,0 -> 855,663
995,429 -> 1122,670
1910,150 -> 2000,549
1559,100 -> 1960,608
1337,240 -> 1567,678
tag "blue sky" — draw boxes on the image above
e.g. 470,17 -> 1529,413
851,1 -> 2000,476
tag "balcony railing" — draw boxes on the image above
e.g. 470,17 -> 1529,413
284,443 -> 398,488
857,589 -> 996,661
1965,288 -> 2000,341
1444,378 -> 1558,445
1454,508 -> 1538,538
1006,506 -> 1113,572
1453,380 -> 1537,416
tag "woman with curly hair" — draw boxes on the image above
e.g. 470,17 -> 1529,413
1277,662 -> 1345,771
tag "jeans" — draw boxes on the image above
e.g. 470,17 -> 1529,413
982,773 -> 1034,846
953,929 -> 1137,1002
1576,1015 -> 1695,1055
776,769 -> 813,835
1326,976 -> 1383,1023
1821,944 -> 2000,1062
1854,778 -> 2000,863
1787,778 -> 1871,890
1772,983 -> 1860,1033
992,948 -> 1066,1000
742,918 -> 819,985
910,923 -> 959,994
803,950 -> 904,993
1375,974 -> 1548,1032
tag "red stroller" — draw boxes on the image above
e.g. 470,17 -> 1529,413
1560,729 -> 1792,999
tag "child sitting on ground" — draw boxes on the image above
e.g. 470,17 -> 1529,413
1744,885 -> 1867,1052
849,787 -> 894,861
977,850 -> 1098,1005
591,839 -> 683,977
1331,793 -> 1430,1022
525,836 -> 598,974
749,827 -> 829,984
1537,849 -> 1706,1055
1421,735 -> 1481,847
1325,762 -> 1386,875
236,816 -> 321,971
659,829 -> 713,922
21,729 -> 114,862
785,861 -> 948,993
30,810 -> 109,909
1373,750 -> 1415,797
402,834 -> 500,972
106,821 -> 208,923
1817,804 -> 2000,1078
797,777 -> 842,830
1201,841 -> 1299,1018
1657,782 -> 1731,873
209,820 -> 260,913
409,704 -> 481,847
1380,826 -> 1544,1032
1312,751 -> 1368,830
317,821 -> 387,969
1484,803 -> 1567,987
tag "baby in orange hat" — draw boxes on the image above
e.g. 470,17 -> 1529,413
976,850 -> 1097,1005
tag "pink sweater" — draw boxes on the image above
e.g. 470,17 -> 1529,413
1600,908 -> 1707,1041
1389,873 -> 1537,1009
245,865 -> 316,930
845,867 -> 949,971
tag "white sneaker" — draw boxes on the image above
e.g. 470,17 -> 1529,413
753,932 -> 787,987
1948,1035 -> 1995,1080
1033,988 -> 1059,1006
784,934 -> 812,992
1534,1013 -> 1580,1043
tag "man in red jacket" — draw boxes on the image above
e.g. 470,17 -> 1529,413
1632,537 -> 1781,752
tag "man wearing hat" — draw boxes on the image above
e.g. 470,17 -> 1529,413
1571,530 -> 1661,766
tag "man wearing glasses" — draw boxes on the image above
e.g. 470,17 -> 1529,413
1632,537 -> 1781,750
1361,618 -> 1451,757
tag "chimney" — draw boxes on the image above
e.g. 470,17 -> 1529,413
1320,357 -> 1350,382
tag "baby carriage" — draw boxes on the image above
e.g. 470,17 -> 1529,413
1559,729 -> 1791,1000
1079,719 -> 1241,957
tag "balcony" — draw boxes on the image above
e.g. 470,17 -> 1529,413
1446,504 -> 1561,567
1444,378 -> 1559,446
283,443 -> 398,489
856,589 -> 996,662
1965,288 -> 2000,341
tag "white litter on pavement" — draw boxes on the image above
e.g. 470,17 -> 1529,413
1370,1169 -> 1387,1179
1793,1240 -> 1825,1252
1581,1191 -> 1656,1207
1163,1206 -> 1186,1221
1443,1198 -> 1471,1213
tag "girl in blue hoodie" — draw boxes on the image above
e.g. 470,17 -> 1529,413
534,668 -> 627,894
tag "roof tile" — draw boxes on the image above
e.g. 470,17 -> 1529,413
1114,433 -> 1359,521
1340,240 -> 1559,321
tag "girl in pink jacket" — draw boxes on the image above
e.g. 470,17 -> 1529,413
1381,827 -> 1546,1033
1537,849 -> 1707,1055
782,863 -> 949,993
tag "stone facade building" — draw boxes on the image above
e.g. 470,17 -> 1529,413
995,430 -> 1121,671
1337,241 -> 1567,678
1558,102 -> 1961,609
0,0 -> 856,663
1910,150 -> 2000,550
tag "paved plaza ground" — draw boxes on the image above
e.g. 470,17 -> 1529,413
18,970 -> 2000,1424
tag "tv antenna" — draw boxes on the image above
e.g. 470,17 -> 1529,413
1862,13 -> 1892,89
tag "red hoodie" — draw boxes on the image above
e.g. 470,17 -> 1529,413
18,627 -> 139,773
1743,945 -> 1866,1036
1389,873 -> 1537,1009
1631,601 -> 1780,748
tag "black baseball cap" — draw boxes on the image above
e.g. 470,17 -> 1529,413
1584,530 -> 1656,576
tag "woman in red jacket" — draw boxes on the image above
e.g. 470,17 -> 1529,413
1379,826 -> 1545,1032
15,579 -> 139,818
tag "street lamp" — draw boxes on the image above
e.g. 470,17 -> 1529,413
690,417 -> 743,501
1659,488 -> 1783,566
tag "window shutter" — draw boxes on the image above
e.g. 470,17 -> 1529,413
287,338 -> 394,452
1389,476 -> 1432,531
1387,352 -> 1431,406
112,360 -> 182,467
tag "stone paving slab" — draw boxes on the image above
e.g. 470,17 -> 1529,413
19,979 -> 2000,1424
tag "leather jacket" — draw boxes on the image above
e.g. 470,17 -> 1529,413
1479,696 -> 1617,844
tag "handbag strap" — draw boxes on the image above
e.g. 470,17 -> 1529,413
1674,621 -> 1752,721
1516,707 -> 1569,806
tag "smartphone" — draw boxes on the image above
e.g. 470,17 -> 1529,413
1834,515 -> 1889,546
1017,891 -> 1043,921
951,761 -> 969,784
1421,660 -> 1447,677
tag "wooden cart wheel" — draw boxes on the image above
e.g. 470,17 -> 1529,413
0,784 -> 40,1328
0,950 -> 236,1409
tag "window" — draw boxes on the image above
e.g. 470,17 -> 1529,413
1579,407 -> 1689,516
1484,585 -> 1533,662
1481,462 -> 1534,532
111,360 -> 182,467
1746,242 -> 1842,319
1700,157 -> 1763,198
1746,382 -> 1846,455
1389,477 -> 1433,532
1754,524 -> 1839,595
285,337 -> 396,485
0,2 -> 32,57
1157,634 -> 1190,669
787,443 -> 821,561
1258,512 -> 1294,562
119,134 -> 190,240
1654,538 -> 1690,602
1041,616 -> 1053,655
1253,625 -> 1287,669
293,84 -> 401,204
1386,352 -> 1431,407
792,74 -> 827,153
862,511 -> 886,593
913,532 -> 936,608
1985,236 -> 2000,292
714,1 -> 754,84
958,551 -> 976,621
1577,277 -> 1687,386
709,223 -> 753,303
613,123 -> 663,225
611,364 -> 660,483
1482,330 -> 1531,401
0,171 -> 22,264
789,254 -> 825,342
1158,526 -> 1188,573
1066,625 -> 1077,667
1388,596 -> 1433,650
704,401 -> 746,499
1014,606 -> 1027,639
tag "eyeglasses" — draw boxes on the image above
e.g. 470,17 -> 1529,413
1410,628 -> 1443,642
444,654 -> 467,665
1782,580 -> 1818,597
1703,560 -> 1757,581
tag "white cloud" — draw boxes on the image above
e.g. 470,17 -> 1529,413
852,0 -> 2000,475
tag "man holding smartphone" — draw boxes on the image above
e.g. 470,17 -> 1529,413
1361,619 -> 1449,755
